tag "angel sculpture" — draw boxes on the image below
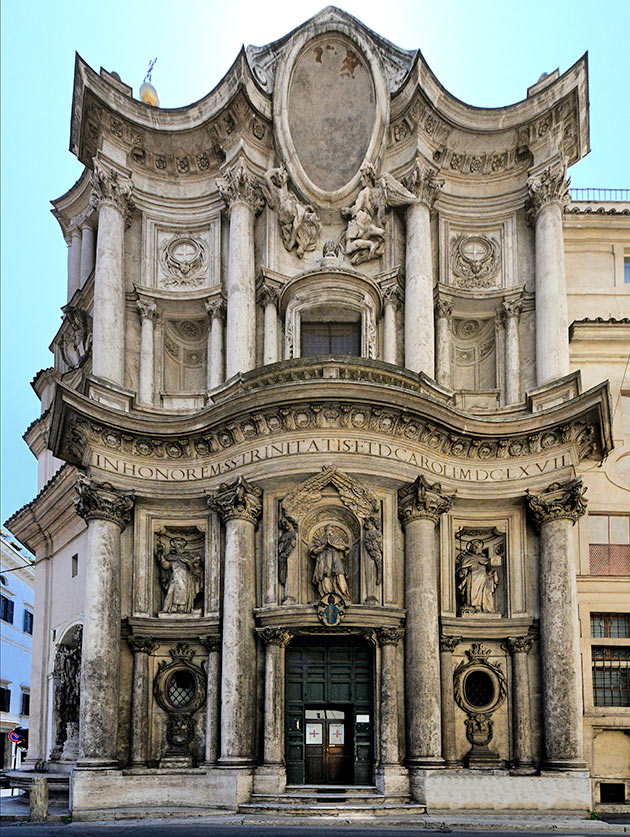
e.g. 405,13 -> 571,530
262,165 -> 321,258
156,534 -> 203,614
341,164 -> 416,265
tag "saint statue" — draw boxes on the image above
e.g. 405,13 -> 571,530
456,538 -> 502,614
156,535 -> 203,614
310,524 -> 351,602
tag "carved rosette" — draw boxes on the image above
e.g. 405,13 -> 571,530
137,299 -> 157,322
208,475 -> 263,525
90,159 -> 134,225
527,160 -> 571,220
526,478 -> 587,529
205,297 -> 226,321
403,161 -> 444,209
257,627 -> 293,647
376,627 -> 405,646
74,476 -> 134,529
440,635 -> 462,653
435,299 -> 453,321
127,636 -> 159,655
502,634 -> 535,655
398,475 -> 456,526
200,634 -> 222,653
217,165 -> 265,215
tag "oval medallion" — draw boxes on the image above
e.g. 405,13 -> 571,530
287,35 -> 375,194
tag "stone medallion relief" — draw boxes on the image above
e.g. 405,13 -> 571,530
159,235 -> 208,288
450,234 -> 500,288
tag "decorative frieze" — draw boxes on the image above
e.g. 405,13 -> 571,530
209,475 -> 262,524
74,475 -> 134,529
398,475 -> 456,525
526,478 -> 587,528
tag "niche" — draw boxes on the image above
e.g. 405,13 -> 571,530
162,319 -> 207,393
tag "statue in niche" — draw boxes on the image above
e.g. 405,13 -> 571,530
50,626 -> 82,760
60,306 -> 93,369
156,531 -> 203,615
341,163 -> 415,265
311,524 -> 351,602
262,164 -> 321,258
456,529 -> 504,615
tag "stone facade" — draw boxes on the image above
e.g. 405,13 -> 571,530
6,7 -> 629,818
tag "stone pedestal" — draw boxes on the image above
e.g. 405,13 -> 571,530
137,299 -> 157,406
435,300 -> 452,389
218,165 -> 264,379
504,635 -> 535,774
528,161 -> 570,386
503,298 -> 523,405
205,297 -> 226,390
439,635 -> 462,768
127,636 -> 159,766
209,476 -> 262,767
90,160 -> 133,387
375,627 -> 409,795
74,477 -> 133,767
398,475 -> 455,784
527,478 -> 587,770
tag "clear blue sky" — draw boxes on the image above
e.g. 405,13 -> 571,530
2,0 -> 629,524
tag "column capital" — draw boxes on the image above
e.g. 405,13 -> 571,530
435,299 -> 453,321
137,298 -> 158,321
218,164 -> 265,215
503,634 -> 536,655
205,296 -> 226,321
398,475 -> 456,526
527,159 -> 570,220
383,284 -> 403,308
376,626 -> 405,646
403,160 -> 444,209
526,478 -> 587,529
75,476 -> 134,529
127,636 -> 159,655
200,634 -> 222,653
208,475 -> 263,524
440,635 -> 462,653
502,297 -> 523,320
90,159 -> 134,225
257,281 -> 279,309
257,627 -> 293,647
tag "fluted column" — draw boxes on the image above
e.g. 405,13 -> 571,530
209,476 -> 262,766
137,299 -> 157,406
439,635 -> 461,768
90,160 -> 133,386
260,284 -> 280,366
403,163 -> 443,377
200,634 -> 222,765
79,220 -> 96,287
67,223 -> 82,301
382,287 -> 402,365
258,628 -> 293,766
127,636 -> 159,766
74,477 -> 134,766
527,478 -> 587,770
398,476 -> 455,776
218,165 -> 264,379
205,297 -> 226,390
503,298 -> 523,405
527,160 -> 571,385
435,300 -> 453,388
503,635 -> 535,773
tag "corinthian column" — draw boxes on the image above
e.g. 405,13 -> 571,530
137,299 -> 157,406
375,627 -> 407,794
90,160 -> 133,386
382,286 -> 402,365
127,636 -> 159,766
434,300 -> 453,388
259,283 -> 280,366
74,477 -> 134,766
527,159 -> 571,386
218,165 -> 264,379
439,635 -> 461,767
398,476 -> 455,780
403,163 -> 443,377
503,634 -> 535,773
205,297 -> 226,390
526,479 -> 587,770
209,476 -> 262,766
503,297 -> 523,405
258,628 -> 293,777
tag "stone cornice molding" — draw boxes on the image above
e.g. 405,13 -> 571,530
376,626 -> 405,646
503,634 -> 535,655
440,635 -> 462,653
256,627 -> 293,647
208,475 -> 262,525
90,159 -> 134,225
398,475 -> 456,525
127,636 -> 159,655
74,475 -> 134,529
526,478 -> 587,528
402,160 -> 444,209
527,158 -> 571,221
217,164 -> 264,215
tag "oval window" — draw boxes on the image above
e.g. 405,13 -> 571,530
464,669 -> 495,709
166,669 -> 196,709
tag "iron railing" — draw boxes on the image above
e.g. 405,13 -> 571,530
570,188 -> 630,202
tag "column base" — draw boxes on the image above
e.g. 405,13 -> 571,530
75,759 -> 119,770
541,759 -> 588,772
375,763 -> 409,796
510,763 -> 537,776
218,756 -> 256,768
406,756 -> 445,769
253,763 -> 287,795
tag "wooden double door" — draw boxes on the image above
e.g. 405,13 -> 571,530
304,706 -> 352,784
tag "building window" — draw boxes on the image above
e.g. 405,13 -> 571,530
0,686 -> 10,712
23,610 -> 33,635
624,256 -> 630,284
301,321 -> 361,357
71,554 -> 78,578
591,613 -> 630,638
20,692 -> 30,716
0,594 -> 14,624
590,613 -> 630,707
588,514 -> 630,575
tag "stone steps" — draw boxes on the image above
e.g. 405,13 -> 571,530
239,784 -> 425,816
239,802 -> 427,816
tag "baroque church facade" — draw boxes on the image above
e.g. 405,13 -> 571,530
7,7 -> 630,818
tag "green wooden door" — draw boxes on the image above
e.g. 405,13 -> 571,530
285,637 -> 373,785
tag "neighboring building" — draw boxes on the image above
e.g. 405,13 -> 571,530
5,6 -> 629,820
0,530 -> 34,771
